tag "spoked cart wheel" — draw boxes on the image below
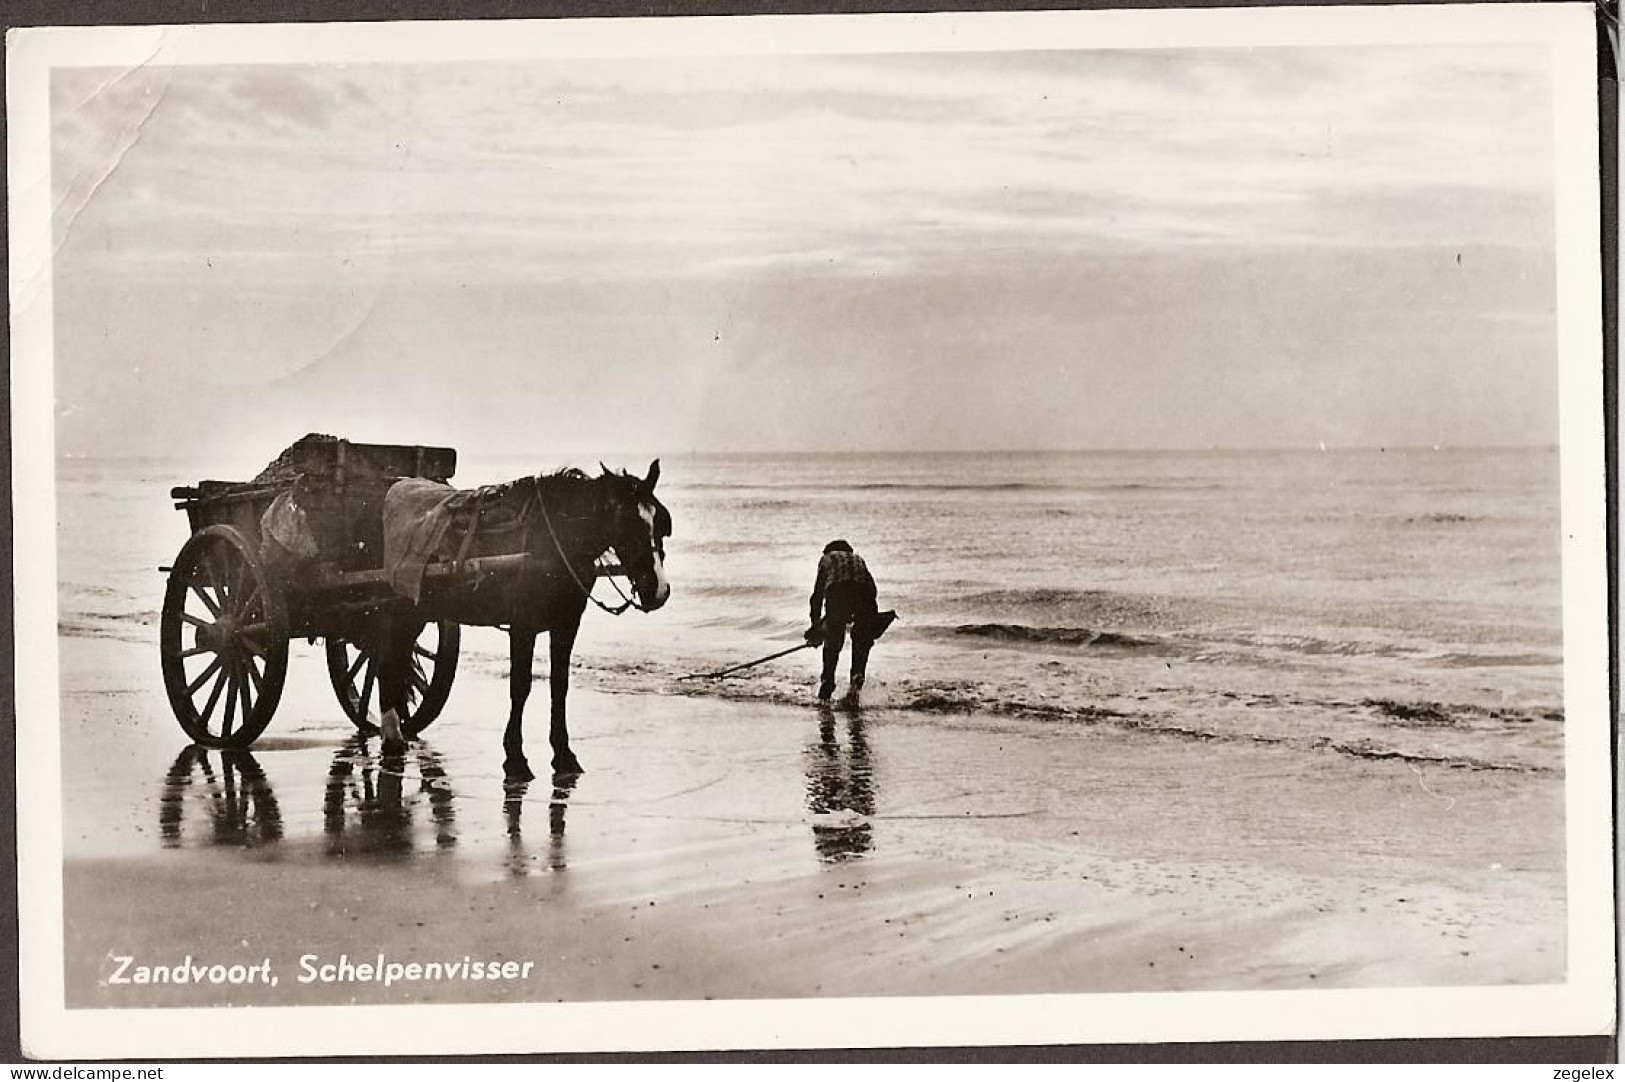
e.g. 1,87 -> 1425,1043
325,620 -> 459,738
160,526 -> 290,748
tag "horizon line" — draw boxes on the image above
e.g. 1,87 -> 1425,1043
56,442 -> 1561,463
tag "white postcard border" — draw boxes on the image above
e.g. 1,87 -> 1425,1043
8,3 -> 1614,1059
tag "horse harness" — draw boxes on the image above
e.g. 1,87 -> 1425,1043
422,475 -> 638,616
529,475 -> 648,616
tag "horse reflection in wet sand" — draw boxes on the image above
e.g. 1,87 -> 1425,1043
373,462 -> 671,781
503,776 -> 578,878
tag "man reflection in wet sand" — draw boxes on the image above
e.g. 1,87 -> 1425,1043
503,774 -> 578,877
159,747 -> 283,849
322,737 -> 457,857
803,706 -> 876,862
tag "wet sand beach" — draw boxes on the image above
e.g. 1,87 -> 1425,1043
59,630 -> 1564,1008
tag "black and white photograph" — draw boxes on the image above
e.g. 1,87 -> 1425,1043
7,4 -> 1613,1058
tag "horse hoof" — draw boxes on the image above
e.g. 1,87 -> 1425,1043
505,758 -> 536,783
552,756 -> 585,777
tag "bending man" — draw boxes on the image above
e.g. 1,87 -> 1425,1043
807,539 -> 881,701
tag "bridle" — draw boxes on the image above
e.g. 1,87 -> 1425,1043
530,475 -> 659,616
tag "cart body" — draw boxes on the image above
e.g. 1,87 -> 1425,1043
161,439 -> 464,746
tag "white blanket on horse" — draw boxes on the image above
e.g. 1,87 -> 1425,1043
382,478 -> 474,603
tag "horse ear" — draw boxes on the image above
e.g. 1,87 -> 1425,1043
599,461 -> 611,477
645,459 -> 661,490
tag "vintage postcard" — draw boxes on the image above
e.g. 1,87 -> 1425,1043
7,3 -> 1613,1059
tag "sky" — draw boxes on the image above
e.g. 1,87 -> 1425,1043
48,43 -> 1559,459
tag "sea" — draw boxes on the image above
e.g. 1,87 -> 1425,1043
54,447 -> 1566,775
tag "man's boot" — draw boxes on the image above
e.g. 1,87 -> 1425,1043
849,638 -> 872,697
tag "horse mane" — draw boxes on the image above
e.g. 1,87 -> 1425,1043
510,467 -> 640,517
536,465 -> 649,493
532,467 -> 613,498
461,467 -> 639,519
469,467 -> 591,500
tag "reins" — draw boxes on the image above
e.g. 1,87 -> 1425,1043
530,475 -> 646,616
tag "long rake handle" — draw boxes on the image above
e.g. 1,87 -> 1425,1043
678,641 -> 817,681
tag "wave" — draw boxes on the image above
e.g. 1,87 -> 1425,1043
62,583 -> 138,600
1362,697 -> 1563,727
57,586 -> 1558,684
853,482 -> 1056,492
678,481 -> 1222,494
681,481 -> 1063,493
961,587 -> 1141,608
57,617 -> 152,645
1198,632 -> 1417,660
940,623 -> 1160,650
1311,740 -> 1538,772
683,582 -> 787,599
1434,651 -> 1559,669
1404,513 -> 1482,525
956,587 -> 1189,630
575,663 -> 1557,774
1186,632 -> 1560,671
684,540 -> 793,556
729,498 -> 799,512
60,605 -> 154,623
691,614 -> 803,635
908,594 -> 1556,672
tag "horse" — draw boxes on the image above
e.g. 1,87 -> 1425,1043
371,460 -> 670,780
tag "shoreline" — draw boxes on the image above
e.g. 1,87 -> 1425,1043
55,632 -> 1566,1008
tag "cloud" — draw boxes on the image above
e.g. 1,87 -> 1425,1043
52,45 -> 1552,286
47,43 -> 1560,455
222,69 -> 341,129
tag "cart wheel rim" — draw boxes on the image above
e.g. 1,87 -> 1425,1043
326,621 -> 459,736
161,526 -> 288,747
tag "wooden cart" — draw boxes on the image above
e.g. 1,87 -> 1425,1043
159,439 -> 469,748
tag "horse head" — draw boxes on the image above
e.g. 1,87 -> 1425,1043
602,459 -> 671,611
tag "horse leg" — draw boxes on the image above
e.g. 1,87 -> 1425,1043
503,627 -> 537,782
549,615 -> 585,775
